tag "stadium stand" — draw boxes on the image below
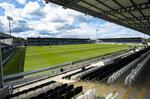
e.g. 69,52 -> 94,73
99,37 -> 143,43
0,33 -> 16,65
13,38 -> 27,46
125,53 -> 150,85
27,37 -> 92,46
0,33 -> 14,39
5,80 -> 83,99
14,37 -> 144,46
0,32 -> 17,98
1,43 -> 16,64
107,50 -> 149,84
2,45 -> 149,99
79,47 -> 150,81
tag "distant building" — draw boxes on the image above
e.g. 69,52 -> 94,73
13,37 -> 27,46
26,37 -> 92,46
98,37 -> 143,43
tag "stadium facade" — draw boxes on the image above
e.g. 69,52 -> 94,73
98,37 -> 143,43
15,37 -> 92,46
14,37 -> 144,46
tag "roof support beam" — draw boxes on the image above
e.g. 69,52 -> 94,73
63,0 -> 82,8
112,0 -> 148,29
96,0 -> 129,19
113,0 -> 138,20
102,2 -> 150,15
95,0 -> 147,30
120,16 -> 150,21
81,0 -> 104,12
82,0 -> 127,21
133,0 -> 150,23
130,0 -> 145,17
45,0 -> 82,7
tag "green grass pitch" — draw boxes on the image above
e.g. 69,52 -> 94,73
24,44 -> 130,71
4,43 -> 131,75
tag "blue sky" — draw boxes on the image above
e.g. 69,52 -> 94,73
0,0 -> 149,38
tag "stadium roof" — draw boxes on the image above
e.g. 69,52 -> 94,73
0,32 -> 14,39
46,0 -> 150,35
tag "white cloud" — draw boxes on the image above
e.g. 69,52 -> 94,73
55,22 -> 148,39
22,2 -> 40,18
0,1 -> 149,39
30,21 -> 64,32
42,3 -> 92,25
95,22 -> 147,38
16,0 -> 26,4
0,2 -> 23,21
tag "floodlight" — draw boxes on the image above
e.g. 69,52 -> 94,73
6,16 -> 13,35
7,16 -> 13,21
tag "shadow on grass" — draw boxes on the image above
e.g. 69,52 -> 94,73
3,47 -> 26,76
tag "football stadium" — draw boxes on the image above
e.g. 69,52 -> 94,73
0,0 -> 150,99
